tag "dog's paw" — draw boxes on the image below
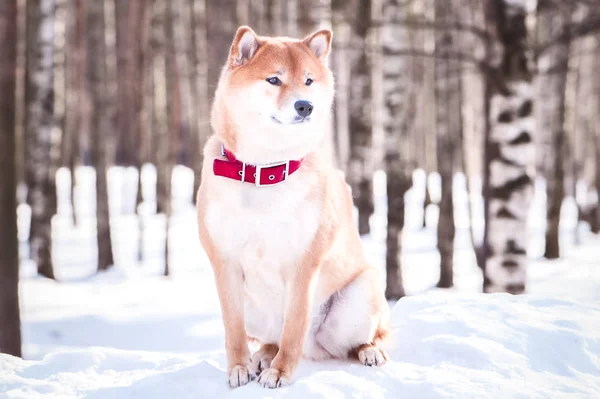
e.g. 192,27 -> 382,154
228,364 -> 257,388
358,345 -> 388,367
257,367 -> 290,389
251,344 -> 278,373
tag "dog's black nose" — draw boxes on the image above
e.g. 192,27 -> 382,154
294,100 -> 313,118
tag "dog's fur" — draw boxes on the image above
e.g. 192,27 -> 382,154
196,26 -> 390,389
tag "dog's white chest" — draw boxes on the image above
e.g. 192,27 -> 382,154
205,180 -> 320,266
204,178 -> 321,342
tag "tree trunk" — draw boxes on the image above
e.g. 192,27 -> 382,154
206,0 -> 239,92
595,36 -> 600,234
297,0 -> 331,36
15,0 -> 27,194
0,0 -> 22,357
53,0 -> 67,166
385,169 -> 410,300
434,0 -> 460,288
481,0 -> 534,294
190,0 -> 210,200
114,0 -> 143,168
63,0 -> 86,226
331,8 -> 350,172
25,0 -> 57,279
86,0 -> 114,271
152,0 -> 173,275
171,0 -> 197,172
380,0 -> 411,300
537,1 -> 571,259
339,0 -> 374,236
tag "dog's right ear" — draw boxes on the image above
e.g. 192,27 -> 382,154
229,26 -> 260,67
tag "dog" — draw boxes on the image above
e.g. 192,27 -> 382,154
196,26 -> 390,389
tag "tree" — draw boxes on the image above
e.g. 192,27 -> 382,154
0,0 -> 22,357
206,0 -> 239,89
336,0 -> 375,236
25,0 -> 57,279
594,35 -> 600,233
152,0 -> 173,275
380,0 -> 411,300
86,0 -> 114,271
434,0 -> 461,288
115,0 -> 143,169
190,0 -> 210,199
297,0 -> 330,36
62,0 -> 87,226
536,0 -> 571,259
481,0 -> 535,294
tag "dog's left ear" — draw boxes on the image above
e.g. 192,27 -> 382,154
230,26 -> 260,67
303,29 -> 332,65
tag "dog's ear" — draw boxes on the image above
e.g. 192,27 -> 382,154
229,26 -> 260,67
303,29 -> 332,65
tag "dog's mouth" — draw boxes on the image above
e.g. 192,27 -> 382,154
271,116 -> 310,125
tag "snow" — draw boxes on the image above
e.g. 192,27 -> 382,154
2,165 -> 600,398
3,294 -> 600,398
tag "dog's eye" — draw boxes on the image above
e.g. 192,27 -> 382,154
266,77 -> 282,86
305,78 -> 313,86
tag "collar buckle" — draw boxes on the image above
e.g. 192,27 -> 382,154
255,161 -> 290,187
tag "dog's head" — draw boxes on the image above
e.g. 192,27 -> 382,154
212,26 -> 334,164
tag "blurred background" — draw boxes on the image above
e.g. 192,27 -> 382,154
1,0 -> 600,359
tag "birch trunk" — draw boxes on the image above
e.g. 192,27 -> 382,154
86,0 -> 114,271
152,0 -> 173,275
15,0 -> 27,192
114,0 -> 143,168
342,0 -> 374,236
0,0 -> 22,357
298,0 -> 331,36
574,36 -> 598,235
206,0 -> 238,90
137,1 -> 153,260
331,8 -> 350,171
190,0 -> 210,199
25,0 -> 57,279
380,0 -> 410,299
434,0 -> 460,288
482,0 -> 535,294
63,0 -> 86,226
594,36 -> 600,233
536,0 -> 571,259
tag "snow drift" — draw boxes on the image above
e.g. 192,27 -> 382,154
2,294 -> 599,398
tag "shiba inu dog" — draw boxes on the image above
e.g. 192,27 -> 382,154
196,26 -> 390,389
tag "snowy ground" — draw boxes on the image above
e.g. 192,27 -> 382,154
1,166 -> 599,398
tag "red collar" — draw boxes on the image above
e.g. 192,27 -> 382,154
213,145 -> 303,187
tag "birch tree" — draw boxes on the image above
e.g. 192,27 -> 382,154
0,0 -> 22,357
62,0 -> 86,226
481,0 -> 535,294
115,0 -> 143,169
206,0 -> 239,88
25,0 -> 57,279
86,0 -> 114,271
337,0 -> 375,236
536,0 -> 571,259
381,0 -> 410,299
594,35 -> 600,232
434,0 -> 461,288
297,0 -> 331,36
152,0 -> 173,275
190,0 -> 210,198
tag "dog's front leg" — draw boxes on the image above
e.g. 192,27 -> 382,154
212,262 -> 257,388
199,219 -> 255,388
257,266 -> 317,388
